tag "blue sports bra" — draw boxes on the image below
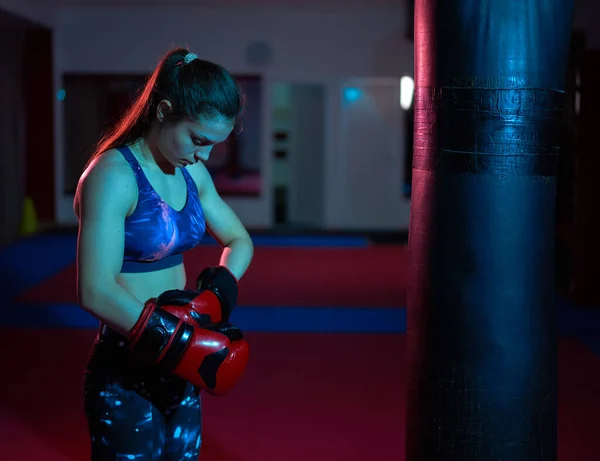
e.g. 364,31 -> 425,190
117,146 -> 206,273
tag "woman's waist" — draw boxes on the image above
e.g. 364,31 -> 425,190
116,263 -> 187,302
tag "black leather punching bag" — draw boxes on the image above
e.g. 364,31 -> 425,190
406,1 -> 575,460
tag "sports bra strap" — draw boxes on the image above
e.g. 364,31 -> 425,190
116,146 -> 151,190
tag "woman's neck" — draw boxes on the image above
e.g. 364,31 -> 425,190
133,124 -> 176,175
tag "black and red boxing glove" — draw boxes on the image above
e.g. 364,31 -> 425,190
128,300 -> 249,396
155,266 -> 238,326
196,266 -> 238,313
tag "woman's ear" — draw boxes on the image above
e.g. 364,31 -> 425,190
156,99 -> 173,123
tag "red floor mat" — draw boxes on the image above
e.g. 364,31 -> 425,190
0,330 -> 597,461
18,246 -> 408,307
0,329 -> 405,461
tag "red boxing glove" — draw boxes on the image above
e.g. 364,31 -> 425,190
175,322 -> 249,396
156,289 -> 224,327
128,301 -> 249,396
156,266 -> 239,326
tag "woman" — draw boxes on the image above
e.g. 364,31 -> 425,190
74,48 -> 254,460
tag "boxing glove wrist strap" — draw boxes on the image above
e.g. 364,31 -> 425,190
195,266 -> 239,318
129,302 -> 193,371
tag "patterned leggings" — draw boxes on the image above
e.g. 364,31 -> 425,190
83,325 -> 202,460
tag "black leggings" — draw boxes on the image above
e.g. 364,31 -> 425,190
83,325 -> 202,460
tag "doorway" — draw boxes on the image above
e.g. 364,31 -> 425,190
271,82 -> 326,230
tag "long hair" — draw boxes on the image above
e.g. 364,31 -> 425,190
86,48 -> 244,167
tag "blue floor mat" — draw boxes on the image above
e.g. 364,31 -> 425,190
2,295 -> 600,339
6,296 -> 600,338
1,301 -> 406,333
0,234 -> 77,298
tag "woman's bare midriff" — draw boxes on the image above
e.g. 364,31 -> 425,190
116,263 -> 187,303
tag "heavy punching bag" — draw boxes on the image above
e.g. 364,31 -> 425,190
406,1 -> 575,460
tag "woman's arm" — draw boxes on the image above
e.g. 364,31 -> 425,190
74,151 -> 146,335
190,163 -> 254,280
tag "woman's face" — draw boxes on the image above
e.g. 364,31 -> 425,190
155,102 -> 234,168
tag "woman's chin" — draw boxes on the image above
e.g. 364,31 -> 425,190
176,159 -> 192,168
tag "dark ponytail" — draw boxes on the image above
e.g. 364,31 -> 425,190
86,47 -> 244,167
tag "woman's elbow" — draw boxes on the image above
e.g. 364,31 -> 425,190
243,235 -> 254,250
77,278 -> 112,312
235,236 -> 254,257
77,281 -> 98,312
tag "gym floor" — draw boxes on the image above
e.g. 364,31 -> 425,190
0,232 -> 598,460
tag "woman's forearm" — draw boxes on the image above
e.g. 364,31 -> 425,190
219,237 -> 254,280
79,281 -> 146,336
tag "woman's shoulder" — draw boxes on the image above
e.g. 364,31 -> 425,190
74,149 -> 137,213
80,149 -> 135,186
89,148 -> 131,169
184,161 -> 215,195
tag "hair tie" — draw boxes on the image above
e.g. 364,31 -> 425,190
183,52 -> 198,65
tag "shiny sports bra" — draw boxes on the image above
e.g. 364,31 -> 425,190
117,146 -> 206,273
